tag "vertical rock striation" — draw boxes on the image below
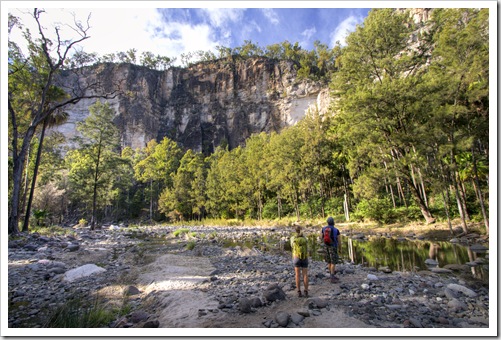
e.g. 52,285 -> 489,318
55,57 -> 331,153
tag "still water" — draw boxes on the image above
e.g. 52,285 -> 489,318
307,235 -> 489,281
222,233 -> 488,282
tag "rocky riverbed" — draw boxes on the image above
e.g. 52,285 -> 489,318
6,224 -> 491,334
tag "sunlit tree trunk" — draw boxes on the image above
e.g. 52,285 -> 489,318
471,146 -> 489,234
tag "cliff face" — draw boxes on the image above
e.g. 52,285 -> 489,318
56,57 -> 331,153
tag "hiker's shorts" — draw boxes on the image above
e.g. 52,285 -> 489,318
324,245 -> 339,264
293,257 -> 309,268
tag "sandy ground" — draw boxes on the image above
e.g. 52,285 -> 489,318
135,253 -> 375,330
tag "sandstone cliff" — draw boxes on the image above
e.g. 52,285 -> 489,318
55,57 -> 331,153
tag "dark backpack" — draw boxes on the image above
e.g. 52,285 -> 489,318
323,227 -> 333,245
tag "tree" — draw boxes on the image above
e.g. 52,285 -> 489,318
159,150 -> 206,220
8,9 -> 119,234
424,8 -> 489,234
134,137 -> 182,221
332,9 -> 436,223
68,100 -> 121,229
22,108 -> 68,232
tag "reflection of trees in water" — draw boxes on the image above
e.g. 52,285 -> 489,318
287,233 -> 486,280
342,237 -> 487,277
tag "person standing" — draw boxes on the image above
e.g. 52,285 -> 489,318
290,225 -> 309,297
321,217 -> 341,283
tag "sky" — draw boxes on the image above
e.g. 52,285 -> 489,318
5,3 -> 373,65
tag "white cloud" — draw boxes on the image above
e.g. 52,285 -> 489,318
8,8 -> 224,66
260,8 -> 279,25
201,8 -> 244,27
330,15 -> 363,47
301,27 -> 316,39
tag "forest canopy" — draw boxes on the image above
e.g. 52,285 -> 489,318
8,8 -> 489,235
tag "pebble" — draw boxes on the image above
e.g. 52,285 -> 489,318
7,225 -> 490,329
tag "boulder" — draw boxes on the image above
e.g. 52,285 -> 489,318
264,284 -> 286,302
238,297 -> 252,313
447,283 -> 478,297
275,311 -> 290,327
62,264 -> 106,282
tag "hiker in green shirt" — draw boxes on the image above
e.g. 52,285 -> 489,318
290,225 -> 309,297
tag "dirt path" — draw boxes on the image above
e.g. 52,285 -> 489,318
135,253 -> 375,329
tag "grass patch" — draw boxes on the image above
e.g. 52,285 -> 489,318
29,225 -> 77,237
45,296 -> 116,328
172,228 -> 190,237
185,241 -> 196,250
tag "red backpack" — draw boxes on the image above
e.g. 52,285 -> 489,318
323,227 -> 333,245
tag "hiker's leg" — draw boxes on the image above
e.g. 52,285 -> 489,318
302,268 -> 309,292
295,267 -> 301,291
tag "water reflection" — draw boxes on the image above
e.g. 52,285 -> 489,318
219,232 -> 488,282
326,236 -> 489,281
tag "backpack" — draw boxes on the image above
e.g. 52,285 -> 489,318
292,235 -> 308,259
323,226 -> 333,245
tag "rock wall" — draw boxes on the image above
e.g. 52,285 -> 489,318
55,57 -> 331,153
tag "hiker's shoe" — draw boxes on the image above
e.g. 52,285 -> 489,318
330,276 -> 339,283
304,290 -> 309,298
297,290 -> 302,297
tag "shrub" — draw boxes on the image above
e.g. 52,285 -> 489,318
354,198 -> 395,224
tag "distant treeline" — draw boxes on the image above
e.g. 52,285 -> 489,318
8,9 -> 489,235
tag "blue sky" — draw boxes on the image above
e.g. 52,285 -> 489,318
7,3 -> 371,65
154,8 -> 370,51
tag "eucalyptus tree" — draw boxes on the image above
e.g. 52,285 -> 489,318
22,109 -> 68,231
424,8 -> 489,234
205,146 -> 228,218
134,137 -> 182,221
296,109 -> 336,218
241,133 -> 270,219
266,128 -> 304,220
66,100 -> 121,229
331,8 -> 436,223
158,149 -> 207,220
8,9 -> 119,234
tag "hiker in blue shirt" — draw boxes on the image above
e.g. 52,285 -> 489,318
290,225 -> 309,297
321,217 -> 341,283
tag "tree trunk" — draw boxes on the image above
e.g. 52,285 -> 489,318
451,182 -> 468,234
91,142 -> 102,230
20,143 -> 33,224
404,171 -> 435,224
9,125 -> 38,234
471,146 -> 489,234
458,177 -> 471,221
23,118 -> 49,232
442,191 -> 454,235
149,179 -> 153,222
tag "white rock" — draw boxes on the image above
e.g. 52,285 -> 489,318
447,283 -> 478,297
63,264 -> 106,282
367,274 -> 378,281
361,283 -> 370,290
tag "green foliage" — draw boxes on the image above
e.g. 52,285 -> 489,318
32,209 -> 47,226
15,9 -> 488,231
186,241 -> 196,250
30,225 -> 76,237
65,100 -> 124,227
172,228 -> 190,238
354,198 -> 395,224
